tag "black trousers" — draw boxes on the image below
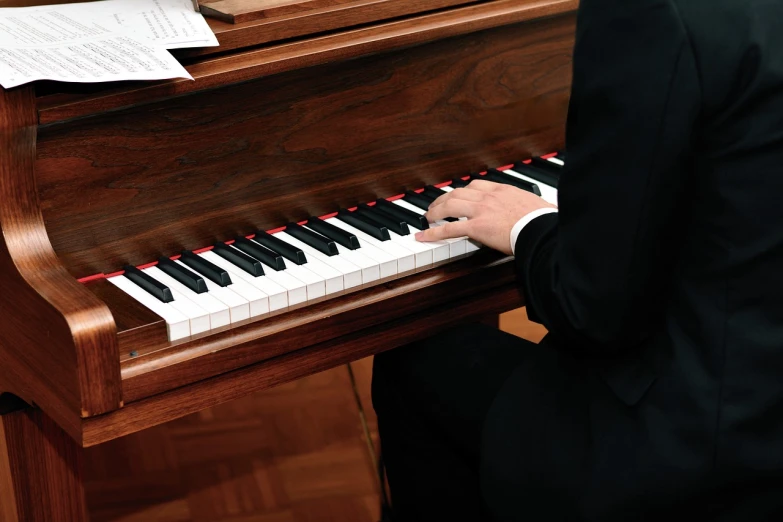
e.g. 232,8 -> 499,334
371,322 -> 591,522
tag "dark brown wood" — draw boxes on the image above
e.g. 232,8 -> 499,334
0,405 -> 88,521
83,275 -> 522,446
200,0 -> 354,23
83,279 -> 168,361
36,0 -> 577,124
37,13 -> 574,278
0,86 -> 121,442
187,0 -> 481,58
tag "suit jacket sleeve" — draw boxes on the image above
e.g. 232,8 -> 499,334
515,0 -> 702,353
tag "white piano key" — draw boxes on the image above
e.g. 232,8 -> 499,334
276,231 -> 362,289
198,251 -> 275,316
108,275 -> 191,341
392,199 -> 467,258
250,260 -> 308,305
302,224 -> 381,284
384,228 -> 433,267
174,259 -> 250,323
204,248 -> 290,310
272,232 -> 346,293
144,266 -> 230,330
548,157 -> 564,166
319,219 -> 398,277
246,238 -> 326,300
503,169 -> 558,206
326,217 -> 415,273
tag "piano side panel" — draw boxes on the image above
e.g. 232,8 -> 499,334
36,14 -> 574,279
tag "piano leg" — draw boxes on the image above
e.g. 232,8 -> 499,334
0,402 -> 88,522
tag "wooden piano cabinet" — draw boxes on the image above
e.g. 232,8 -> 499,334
0,1 -> 576,519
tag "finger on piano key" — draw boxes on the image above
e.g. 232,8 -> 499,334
180,251 -> 232,287
213,242 -> 264,276
275,231 -> 358,290
412,189 -> 462,221
386,227 -> 438,267
285,222 -> 339,256
373,198 -> 429,230
199,250 -> 276,317
174,259 -> 250,323
122,265 -> 173,303
108,275 -> 191,341
325,217 -> 412,273
320,218 -> 399,277
306,217 -> 360,250
392,199 -> 467,258
253,230 -> 307,265
336,209 -> 391,241
144,265 -> 231,329
137,268 -> 211,334
502,168 -> 558,206
438,185 -> 482,252
233,237 -> 287,271
157,256 -> 208,293
356,204 -> 410,236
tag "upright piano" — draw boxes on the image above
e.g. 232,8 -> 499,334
0,0 -> 576,519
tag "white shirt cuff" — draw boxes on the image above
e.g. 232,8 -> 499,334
510,208 -> 558,256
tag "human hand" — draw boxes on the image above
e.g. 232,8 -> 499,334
415,179 -> 556,256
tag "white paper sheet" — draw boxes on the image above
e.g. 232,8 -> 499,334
86,0 -> 219,49
0,7 -> 193,88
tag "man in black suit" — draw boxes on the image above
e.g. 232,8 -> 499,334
371,0 -> 783,520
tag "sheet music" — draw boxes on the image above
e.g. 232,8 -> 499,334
0,0 -> 219,88
0,7 -> 192,88
87,0 -> 218,49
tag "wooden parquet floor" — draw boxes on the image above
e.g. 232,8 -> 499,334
84,309 -> 545,522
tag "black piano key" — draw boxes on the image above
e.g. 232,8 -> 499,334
306,217 -> 360,250
402,191 -> 436,213
450,177 -> 470,188
336,209 -> 391,241
510,163 -> 559,188
530,157 -> 563,172
157,256 -> 207,293
123,265 -> 173,303
357,204 -> 410,236
480,169 -> 542,196
556,151 -> 567,162
374,198 -> 429,230
285,222 -> 339,256
423,185 -> 448,200
179,251 -> 232,287
233,237 -> 287,271
253,230 -> 307,265
213,243 -> 265,276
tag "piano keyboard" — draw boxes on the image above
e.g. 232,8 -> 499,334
102,153 -> 565,342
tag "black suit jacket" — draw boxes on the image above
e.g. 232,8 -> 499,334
482,0 -> 783,520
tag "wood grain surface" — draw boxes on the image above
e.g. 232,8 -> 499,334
37,12 -> 574,278
0,86 -> 121,442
